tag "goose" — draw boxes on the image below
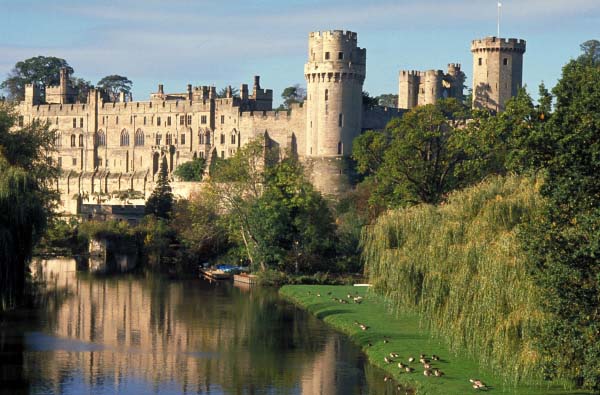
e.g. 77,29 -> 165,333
433,369 -> 444,377
470,379 -> 486,389
423,369 -> 433,377
316,293 -> 321,297
408,357 -> 415,363
405,367 -> 414,373
359,324 -> 369,331
384,356 -> 392,364
432,354 -> 440,361
390,352 -> 399,358
423,363 -> 432,369
398,362 -> 407,369
419,357 -> 430,364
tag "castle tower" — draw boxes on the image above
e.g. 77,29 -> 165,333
304,30 -> 365,195
471,37 -> 526,112
398,71 -> 418,109
446,63 -> 465,101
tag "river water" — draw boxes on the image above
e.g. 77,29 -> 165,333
0,258 -> 403,395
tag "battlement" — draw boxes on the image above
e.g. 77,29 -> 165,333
471,37 -> 526,53
309,30 -> 357,42
399,69 -> 443,79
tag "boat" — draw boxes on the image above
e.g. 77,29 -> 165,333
233,273 -> 258,285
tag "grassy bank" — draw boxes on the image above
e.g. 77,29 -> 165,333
280,285 -> 591,395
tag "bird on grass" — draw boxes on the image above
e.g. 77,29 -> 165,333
359,324 -> 369,331
432,354 -> 440,361
384,356 -> 392,364
389,352 -> 399,358
419,357 -> 430,364
423,362 -> 432,369
316,293 -> 321,297
405,367 -> 414,373
408,356 -> 415,363
433,369 -> 444,377
423,369 -> 433,377
470,379 -> 487,390
398,362 -> 407,369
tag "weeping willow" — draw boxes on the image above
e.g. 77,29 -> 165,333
0,104 -> 56,311
362,175 -> 545,384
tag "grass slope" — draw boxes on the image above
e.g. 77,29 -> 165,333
280,284 -> 591,395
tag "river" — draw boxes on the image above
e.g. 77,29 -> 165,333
0,258 -> 403,395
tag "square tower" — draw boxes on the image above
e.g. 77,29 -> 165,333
471,37 -> 526,112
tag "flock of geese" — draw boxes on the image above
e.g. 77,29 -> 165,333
309,290 -> 489,391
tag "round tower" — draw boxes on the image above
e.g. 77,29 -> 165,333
304,30 -> 366,195
471,37 -> 526,112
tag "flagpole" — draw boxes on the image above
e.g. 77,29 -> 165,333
497,2 -> 501,37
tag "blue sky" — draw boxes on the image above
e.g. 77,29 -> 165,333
1,0 -> 598,105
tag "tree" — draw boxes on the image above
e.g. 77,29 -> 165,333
0,103 -> 57,310
71,77 -> 93,103
217,86 -> 239,98
97,75 -> 132,102
362,91 -> 378,109
579,39 -> 600,64
0,56 -> 72,101
145,158 -> 173,219
522,42 -> 600,390
173,158 -> 205,181
376,93 -> 398,108
280,84 -> 306,109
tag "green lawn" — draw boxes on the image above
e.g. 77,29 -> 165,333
280,285 -> 591,395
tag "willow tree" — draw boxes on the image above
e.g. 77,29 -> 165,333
0,103 -> 57,310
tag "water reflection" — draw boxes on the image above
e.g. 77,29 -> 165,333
0,258 -> 404,395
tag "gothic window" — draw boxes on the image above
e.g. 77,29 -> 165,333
205,131 -> 211,144
220,133 -> 225,144
180,116 -> 185,126
54,132 -> 62,147
157,116 -> 161,126
79,134 -> 84,147
198,130 -> 204,145
79,118 -> 83,128
120,129 -> 130,146
231,133 -> 236,144
96,130 -> 106,146
201,115 -> 207,124
187,115 -> 192,125
166,133 -> 173,145
220,115 -> 225,124
135,129 -> 144,146
72,118 -> 76,128
167,116 -> 171,126
180,134 -> 186,145
70,134 -> 76,147
156,133 -> 162,146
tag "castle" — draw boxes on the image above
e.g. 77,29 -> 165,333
13,30 -> 525,216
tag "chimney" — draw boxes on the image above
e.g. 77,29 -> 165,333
158,84 -> 164,94
253,75 -> 261,92
119,91 -> 126,102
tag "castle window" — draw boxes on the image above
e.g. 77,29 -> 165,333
54,132 -> 61,147
205,131 -> 211,144
337,141 -> 342,155
325,52 -> 330,60
72,158 -> 77,166
325,89 -> 328,101
187,115 -> 192,125
503,58 -> 508,66
199,131 -> 204,145
220,133 -> 225,144
96,130 -> 106,146
116,116 -> 119,124
72,118 -> 76,128
231,134 -> 236,144
201,115 -> 207,124
338,113 -> 343,127
221,115 -> 225,124
200,151 -> 204,159
180,134 -> 186,145
135,129 -> 144,146
70,134 -> 76,147
478,58 -> 483,66
102,116 -> 105,125
338,52 -> 344,60
80,118 -> 83,128
56,117 -> 59,125
166,133 -> 173,145
156,133 -> 162,145
120,129 -> 130,146
79,134 -> 84,147
167,116 -> 171,126
157,116 -> 161,126
180,115 -> 185,126
143,116 -> 147,126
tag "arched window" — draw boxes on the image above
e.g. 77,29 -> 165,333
205,131 -> 211,145
79,134 -> 84,147
54,132 -> 62,147
156,133 -> 162,146
70,134 -> 76,147
166,133 -> 172,145
120,129 -> 130,146
96,130 -> 106,146
135,129 -> 144,146
199,130 -> 204,145
231,133 -> 236,144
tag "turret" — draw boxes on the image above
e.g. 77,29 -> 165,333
304,30 -> 366,195
471,37 -> 526,112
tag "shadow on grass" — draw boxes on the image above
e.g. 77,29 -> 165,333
315,309 -> 352,319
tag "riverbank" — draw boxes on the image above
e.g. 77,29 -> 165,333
279,285 -> 591,395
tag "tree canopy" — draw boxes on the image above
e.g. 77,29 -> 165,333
0,56 -> 73,101
280,85 -> 306,109
97,75 -> 132,102
173,158 -> 205,181
145,158 -> 173,219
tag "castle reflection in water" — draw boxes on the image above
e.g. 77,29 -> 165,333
21,258 -> 394,394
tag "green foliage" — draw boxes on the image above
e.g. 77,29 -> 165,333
362,91 -> 378,109
0,103 -> 57,310
280,84 -> 306,109
71,77 -> 92,103
173,158 -> 205,181
145,158 -> 173,219
217,86 -> 240,98
0,56 -> 72,101
363,175 -> 547,384
520,43 -> 600,389
375,93 -> 398,108
36,218 -> 87,255
97,74 -> 132,102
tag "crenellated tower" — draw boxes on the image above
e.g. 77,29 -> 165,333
304,30 -> 365,194
471,37 -> 526,112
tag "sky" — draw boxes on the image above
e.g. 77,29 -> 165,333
1,0 -> 598,105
